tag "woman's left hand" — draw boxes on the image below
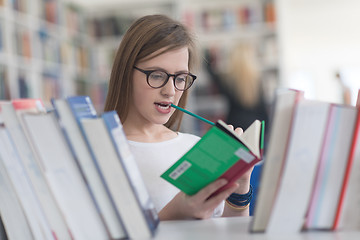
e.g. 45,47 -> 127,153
227,125 -> 253,189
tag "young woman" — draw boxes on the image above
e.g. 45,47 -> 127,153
104,14 -> 253,220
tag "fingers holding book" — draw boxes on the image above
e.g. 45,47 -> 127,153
158,179 -> 238,220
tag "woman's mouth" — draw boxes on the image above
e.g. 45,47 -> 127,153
154,102 -> 172,114
155,102 -> 171,109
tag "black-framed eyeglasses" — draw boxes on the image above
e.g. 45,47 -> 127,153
134,66 -> 197,91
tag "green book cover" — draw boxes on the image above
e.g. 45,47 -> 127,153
161,119 -> 264,195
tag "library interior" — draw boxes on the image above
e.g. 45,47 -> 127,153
1,0 -> 360,239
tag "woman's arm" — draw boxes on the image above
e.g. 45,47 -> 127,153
222,168 -> 252,217
222,126 -> 253,217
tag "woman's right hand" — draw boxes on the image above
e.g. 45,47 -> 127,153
158,178 -> 238,220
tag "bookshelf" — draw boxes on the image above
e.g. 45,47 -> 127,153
176,0 -> 278,135
85,0 -> 175,86
0,0 -> 104,111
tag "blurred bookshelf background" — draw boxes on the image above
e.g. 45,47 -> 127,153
1,0 -> 360,135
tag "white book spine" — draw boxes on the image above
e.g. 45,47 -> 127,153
81,118 -> 154,239
0,128 -> 54,240
0,144 -> 34,240
22,113 -> 109,240
267,100 -> 330,233
2,103 -> 72,239
53,99 -> 127,239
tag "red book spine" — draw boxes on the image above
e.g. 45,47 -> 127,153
332,90 -> 360,230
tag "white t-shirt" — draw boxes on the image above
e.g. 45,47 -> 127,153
128,132 -> 224,217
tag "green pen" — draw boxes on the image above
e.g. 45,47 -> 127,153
260,120 -> 265,153
170,103 -> 215,126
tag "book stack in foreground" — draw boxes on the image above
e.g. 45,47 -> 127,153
251,88 -> 360,233
0,96 -> 159,240
1,89 -> 360,239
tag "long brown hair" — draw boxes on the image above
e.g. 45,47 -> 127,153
227,42 -> 261,107
104,14 -> 197,131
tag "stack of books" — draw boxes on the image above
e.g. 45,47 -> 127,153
0,96 -> 159,240
250,88 -> 360,233
1,88 -> 360,239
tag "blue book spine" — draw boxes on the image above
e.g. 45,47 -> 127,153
51,96 -> 103,212
102,111 -> 159,233
52,96 -> 126,237
67,96 -> 97,120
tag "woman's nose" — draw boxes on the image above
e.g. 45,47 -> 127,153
160,77 -> 176,96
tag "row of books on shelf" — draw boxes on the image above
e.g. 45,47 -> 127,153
1,0 -> 94,67
182,1 -> 275,33
88,15 -> 135,40
0,61 -> 106,108
5,0 -> 83,28
0,96 -> 159,240
5,27 -> 94,68
1,87 -> 360,239
250,88 -> 360,233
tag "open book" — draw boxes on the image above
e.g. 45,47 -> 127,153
161,119 -> 265,196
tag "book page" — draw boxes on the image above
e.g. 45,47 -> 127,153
239,120 -> 261,158
216,119 -> 261,158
